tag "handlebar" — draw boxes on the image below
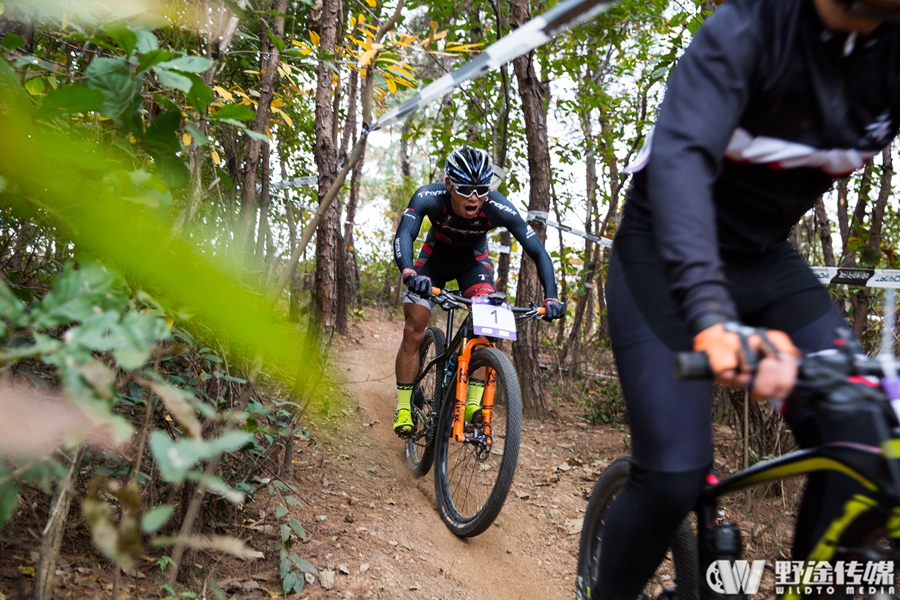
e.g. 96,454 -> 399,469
675,343 -> 895,416
426,287 -> 546,317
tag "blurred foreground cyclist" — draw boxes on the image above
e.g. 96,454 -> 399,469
593,0 -> 900,598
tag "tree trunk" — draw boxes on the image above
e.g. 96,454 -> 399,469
237,0 -> 288,258
814,196 -> 836,267
343,69 -> 364,309
313,0 -> 343,334
510,0 -> 551,419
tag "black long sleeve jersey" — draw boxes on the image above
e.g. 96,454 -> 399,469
625,0 -> 900,326
393,182 -> 559,299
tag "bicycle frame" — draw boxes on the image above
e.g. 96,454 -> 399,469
410,290 -> 541,445
692,401 -> 900,600
409,299 -> 496,444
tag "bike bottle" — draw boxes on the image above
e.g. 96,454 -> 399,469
701,521 -> 749,600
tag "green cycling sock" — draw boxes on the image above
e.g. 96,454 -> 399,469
396,382 -> 414,412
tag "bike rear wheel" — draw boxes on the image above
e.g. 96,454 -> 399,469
406,327 -> 446,478
433,346 -> 522,537
576,456 -> 700,600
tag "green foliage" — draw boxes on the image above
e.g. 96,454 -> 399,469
582,378 -> 627,425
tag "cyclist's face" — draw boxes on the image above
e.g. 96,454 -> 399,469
446,177 -> 487,220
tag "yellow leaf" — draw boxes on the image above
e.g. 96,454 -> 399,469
212,85 -> 233,102
309,30 -> 320,47
211,149 -> 221,164
357,13 -> 365,23
182,133 -> 191,147
243,69 -> 260,75
433,30 -> 448,41
280,112 -> 293,128
265,124 -> 272,140
358,48 -> 378,68
365,0 -> 375,7
348,15 -> 357,29
271,98 -> 284,108
18,567 -> 35,577
386,77 -> 397,94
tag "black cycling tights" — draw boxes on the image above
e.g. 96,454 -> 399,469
594,464 -> 709,600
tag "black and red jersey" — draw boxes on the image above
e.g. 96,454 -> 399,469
625,0 -> 900,325
393,182 -> 559,299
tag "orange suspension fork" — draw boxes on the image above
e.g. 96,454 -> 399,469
453,338 -> 492,442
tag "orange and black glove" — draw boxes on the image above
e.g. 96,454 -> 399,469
693,320 -> 800,401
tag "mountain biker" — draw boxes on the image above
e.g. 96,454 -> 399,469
391,146 -> 565,436
593,0 -> 900,598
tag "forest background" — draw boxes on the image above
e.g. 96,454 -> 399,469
0,0 -> 897,597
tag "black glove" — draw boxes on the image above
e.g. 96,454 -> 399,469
403,272 -> 432,296
543,298 -> 565,321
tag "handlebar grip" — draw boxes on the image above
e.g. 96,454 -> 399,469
430,286 -> 442,297
537,307 -> 546,316
674,352 -> 712,380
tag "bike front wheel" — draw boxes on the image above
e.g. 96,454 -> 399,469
405,327 -> 446,478
433,346 -> 522,537
576,456 -> 700,600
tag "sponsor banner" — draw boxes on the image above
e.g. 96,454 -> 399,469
810,267 -> 900,288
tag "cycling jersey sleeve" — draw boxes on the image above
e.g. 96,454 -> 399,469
488,194 -> 559,299
393,187 -> 434,272
644,4 -> 762,328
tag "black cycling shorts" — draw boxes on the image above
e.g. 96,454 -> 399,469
405,241 -> 495,308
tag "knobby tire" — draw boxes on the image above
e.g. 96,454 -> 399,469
406,327 -> 446,478
433,346 -> 522,537
576,456 -> 700,600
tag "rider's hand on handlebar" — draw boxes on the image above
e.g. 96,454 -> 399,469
403,271 -> 433,296
542,298 -> 565,321
693,321 -> 800,401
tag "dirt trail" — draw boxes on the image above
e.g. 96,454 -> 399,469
288,309 -> 629,600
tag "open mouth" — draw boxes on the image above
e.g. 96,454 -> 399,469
463,203 -> 480,217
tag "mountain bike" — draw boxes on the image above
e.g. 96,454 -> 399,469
576,328 -> 900,600
403,287 -> 545,537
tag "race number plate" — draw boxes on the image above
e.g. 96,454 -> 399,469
472,296 -> 517,340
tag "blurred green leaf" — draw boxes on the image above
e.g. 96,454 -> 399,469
0,478 -> 20,529
209,103 -> 256,121
187,74 -> 213,112
153,66 -> 192,93
37,84 -> 105,117
32,262 -> 127,330
1,33 -> 25,51
162,55 -> 213,73
136,49 -> 172,73
149,430 -> 253,483
141,504 -> 174,534
134,30 -> 159,54
185,122 -> 210,146
83,57 -> 143,126
106,25 -> 137,55
185,471 -> 244,504
0,279 -> 27,327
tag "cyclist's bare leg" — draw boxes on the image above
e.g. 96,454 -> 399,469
395,302 -> 432,382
